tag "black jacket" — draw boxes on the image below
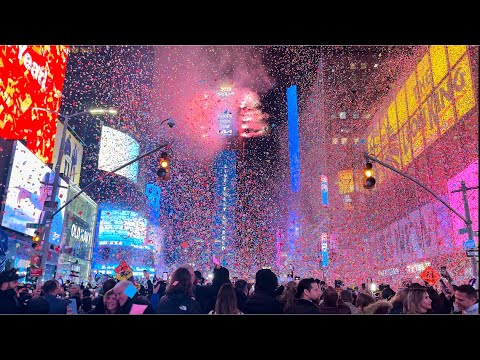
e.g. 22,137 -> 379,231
0,289 -> 22,314
285,299 -> 321,314
235,289 -> 248,313
243,292 -> 284,314
120,294 -> 156,314
157,292 -> 202,314
389,301 -> 404,314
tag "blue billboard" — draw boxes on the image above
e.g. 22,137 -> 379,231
287,85 -> 300,193
213,150 -> 237,267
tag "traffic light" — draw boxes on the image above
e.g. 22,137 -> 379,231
32,229 -> 41,242
157,152 -> 171,181
363,162 -> 376,189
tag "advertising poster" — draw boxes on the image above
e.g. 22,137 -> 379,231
0,45 -> 69,163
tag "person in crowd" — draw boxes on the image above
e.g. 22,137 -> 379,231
381,284 -> 396,301
403,286 -> 432,314
354,292 -> 376,314
69,284 -> 81,299
150,280 -> 167,311
25,296 -> 50,314
195,265 -> 231,313
454,284 -> 478,314
244,269 -> 283,314
42,279 -> 68,314
319,286 -> 351,314
103,289 -> 121,314
91,278 -> 117,314
0,268 -> 23,314
277,281 -> 297,312
157,267 -> 202,314
340,289 -> 356,314
143,270 -> 153,299
362,300 -> 393,314
389,288 -> 408,314
285,278 -> 322,314
209,283 -> 243,314
194,270 -> 205,286
80,288 -> 93,313
425,285 -> 450,314
113,280 -> 155,314
234,279 -> 249,313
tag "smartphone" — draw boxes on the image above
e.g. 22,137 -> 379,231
162,272 -> 168,281
68,298 -> 78,314
28,289 -> 33,294
439,278 -> 448,293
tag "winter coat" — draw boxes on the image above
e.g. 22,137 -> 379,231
243,292 -> 284,314
285,299 -> 321,314
120,294 -> 156,314
157,292 -> 202,314
389,301 -> 404,314
362,300 -> 393,314
0,289 -> 22,314
44,294 -> 68,314
318,302 -> 351,314
235,289 -> 248,313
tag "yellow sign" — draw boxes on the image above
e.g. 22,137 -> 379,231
338,169 -> 354,194
365,45 -> 476,187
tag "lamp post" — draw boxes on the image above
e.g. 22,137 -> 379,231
23,107 -> 117,285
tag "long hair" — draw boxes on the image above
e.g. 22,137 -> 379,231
166,267 -> 194,297
214,283 -> 239,314
404,288 -> 428,314
355,293 -> 375,311
277,281 -> 297,312
103,289 -> 120,314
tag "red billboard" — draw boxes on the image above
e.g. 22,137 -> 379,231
0,45 -> 69,163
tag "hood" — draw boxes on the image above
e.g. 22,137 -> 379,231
362,300 -> 393,314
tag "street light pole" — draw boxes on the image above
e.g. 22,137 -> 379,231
23,107 -> 116,285
364,152 -> 478,280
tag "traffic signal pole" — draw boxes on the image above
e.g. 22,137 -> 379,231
364,152 -> 478,280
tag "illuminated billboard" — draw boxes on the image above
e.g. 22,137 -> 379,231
97,208 -> 148,246
1,141 -> 67,242
0,45 -> 69,164
51,121 -> 84,185
213,150 -> 237,267
287,85 -> 300,193
97,125 -> 139,182
367,46 -> 476,177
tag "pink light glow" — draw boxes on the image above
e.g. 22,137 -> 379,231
447,160 -> 479,248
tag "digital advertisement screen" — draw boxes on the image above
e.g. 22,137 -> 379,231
97,208 -> 148,246
51,121 -> 84,185
97,125 -> 139,182
0,45 -> 69,164
1,141 -> 67,239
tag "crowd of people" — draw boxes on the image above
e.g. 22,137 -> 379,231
0,264 -> 478,314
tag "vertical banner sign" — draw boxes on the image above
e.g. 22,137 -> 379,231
321,175 -> 329,206
287,85 -> 300,193
321,232 -> 328,267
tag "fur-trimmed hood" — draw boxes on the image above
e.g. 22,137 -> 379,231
362,300 -> 393,314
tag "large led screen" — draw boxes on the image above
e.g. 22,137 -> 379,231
97,209 -> 148,246
51,121 -> 84,185
0,45 -> 69,164
97,125 -> 139,182
1,141 -> 68,240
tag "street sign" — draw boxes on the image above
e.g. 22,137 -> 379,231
459,227 -> 468,235
26,223 -> 41,229
463,239 -> 476,250
43,200 -> 58,212
466,248 -> 478,257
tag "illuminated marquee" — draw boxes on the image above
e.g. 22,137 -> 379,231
367,46 -> 476,177
321,232 -> 328,267
0,45 -> 69,163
